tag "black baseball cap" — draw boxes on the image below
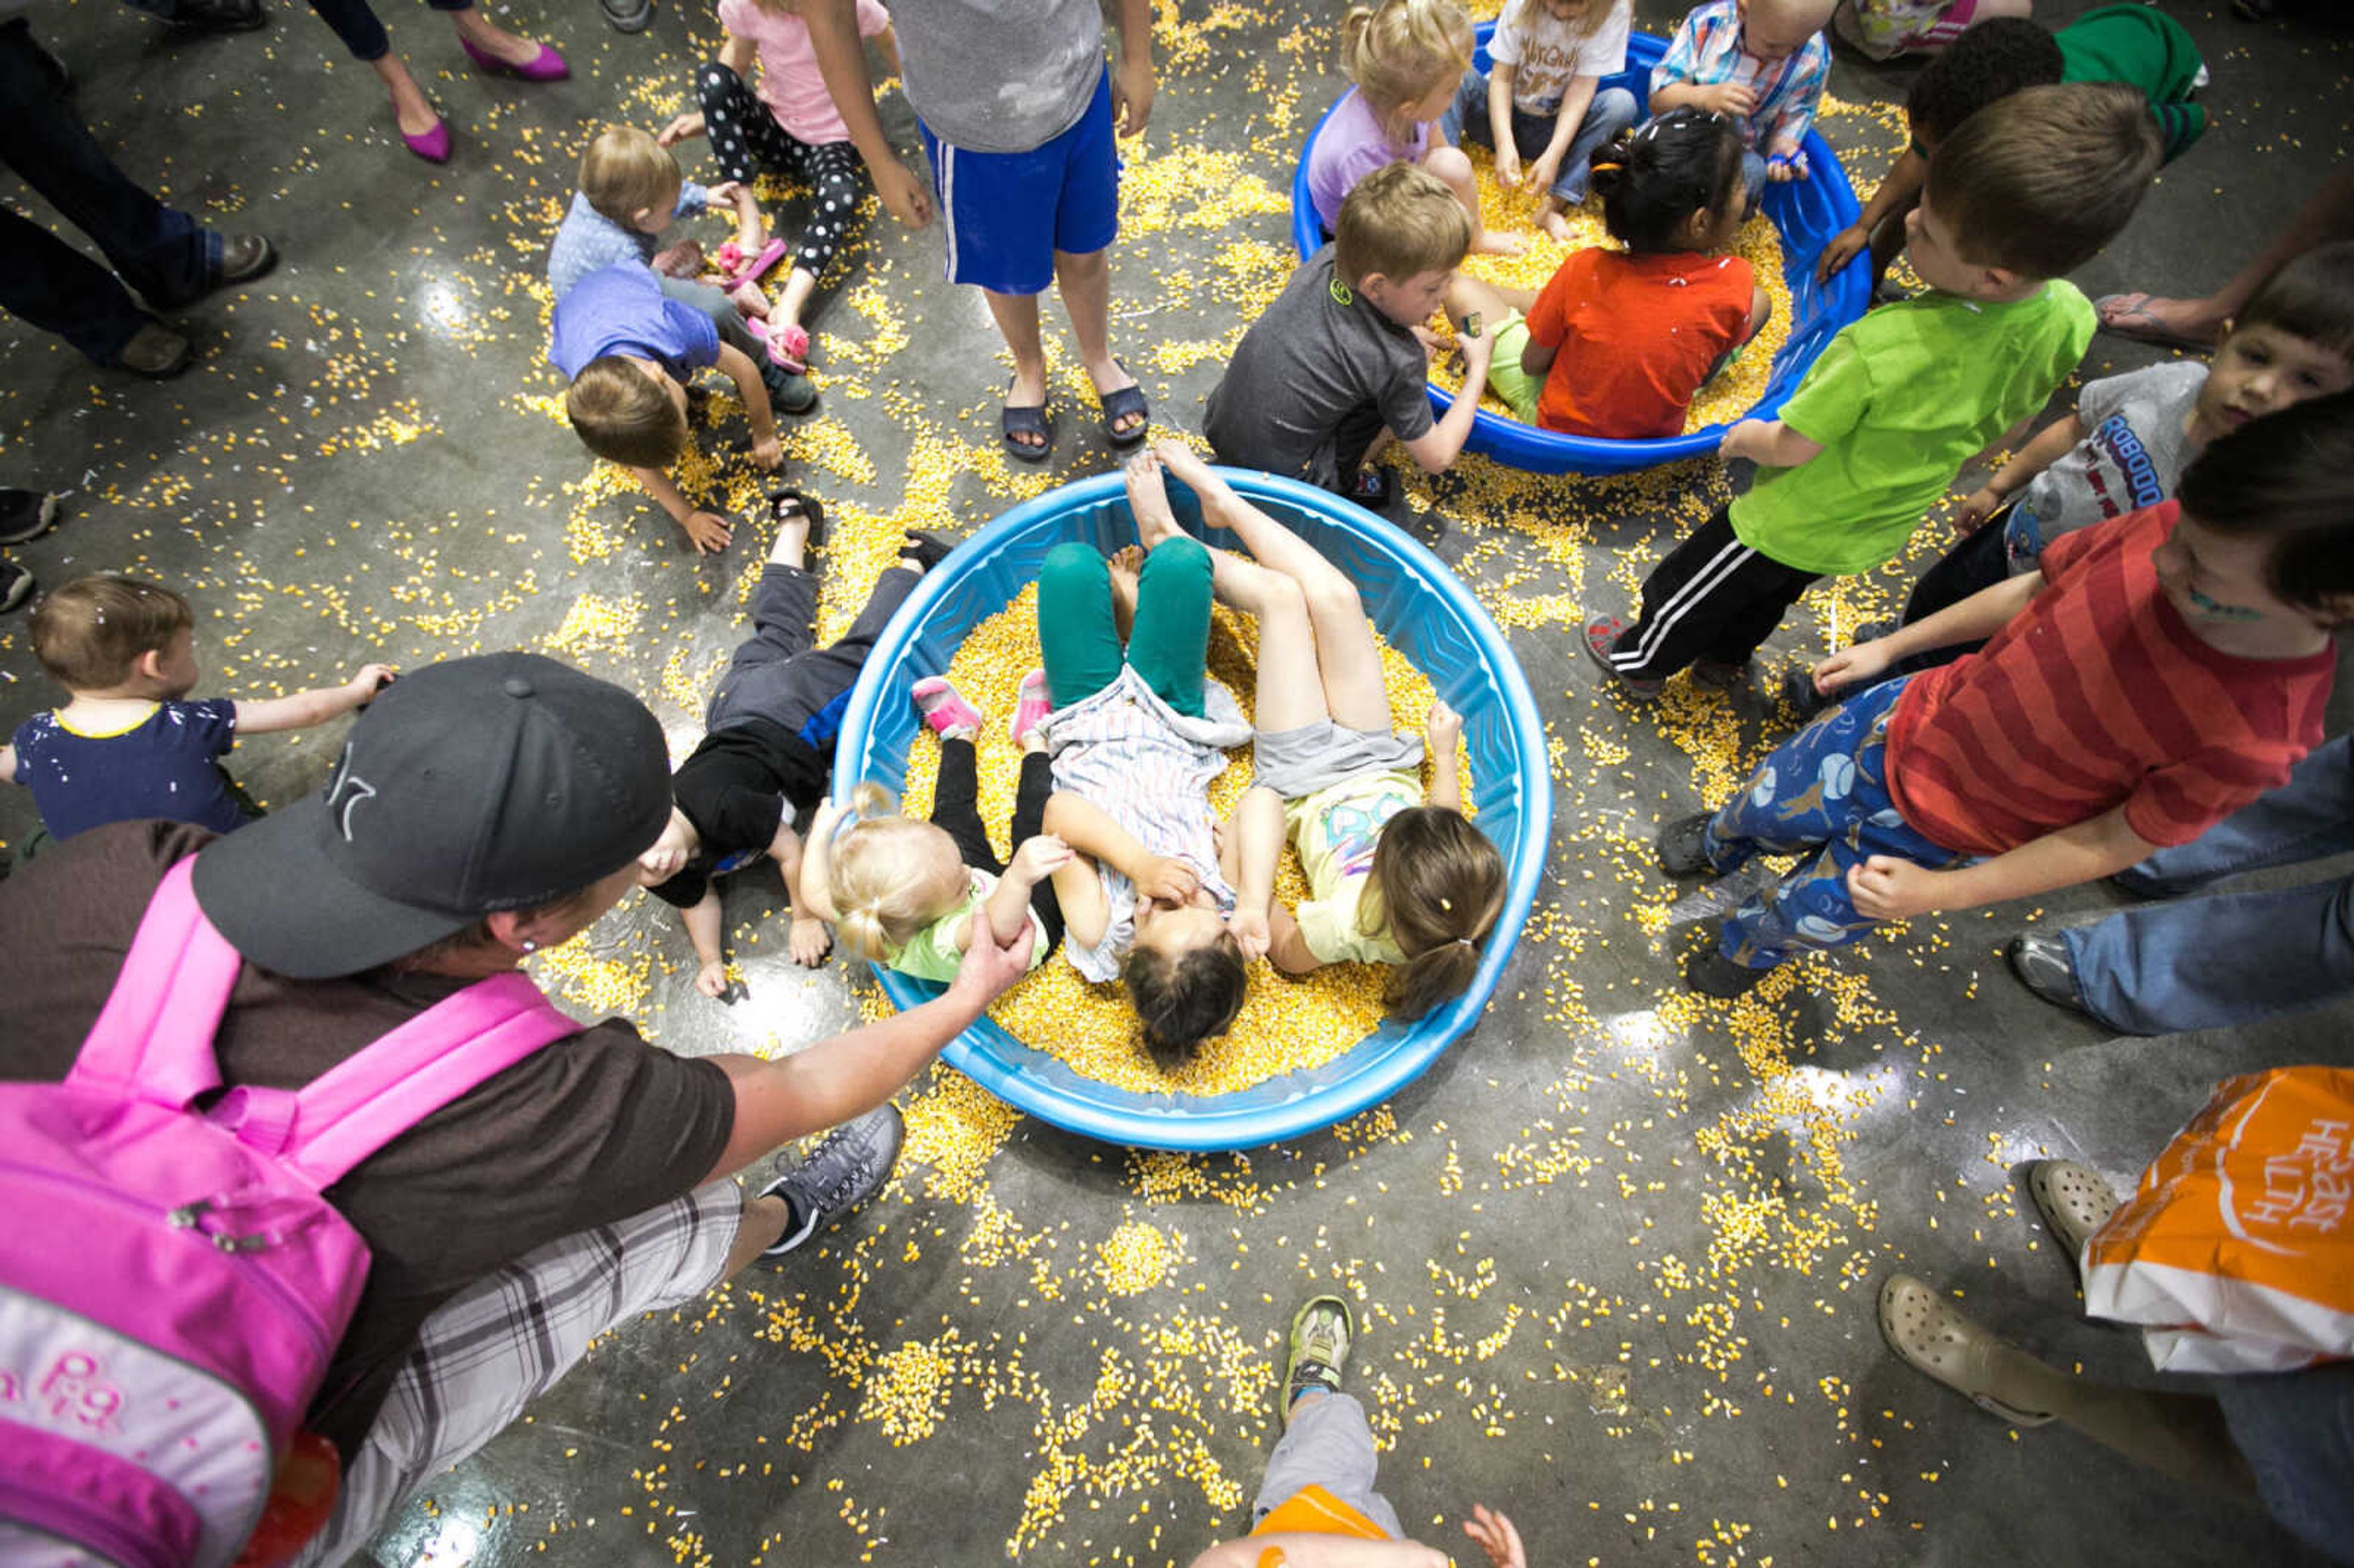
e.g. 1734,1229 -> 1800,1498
192,652 -> 673,979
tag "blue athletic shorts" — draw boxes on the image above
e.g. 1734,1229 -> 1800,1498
920,64 -> 1119,295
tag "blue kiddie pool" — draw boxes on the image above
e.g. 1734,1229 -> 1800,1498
1290,26 -> 1868,475
831,469 -> 1550,1152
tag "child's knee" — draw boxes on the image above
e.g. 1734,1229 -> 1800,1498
1423,144 -> 1473,191
1302,571 -> 1363,624
695,59 -> 739,98
1042,540 -> 1111,592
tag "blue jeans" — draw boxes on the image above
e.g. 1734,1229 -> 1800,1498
2063,735 -> 2354,1035
1438,68 -> 1639,205
1705,677 -> 1964,969
0,19 -> 217,363
305,0 -> 473,63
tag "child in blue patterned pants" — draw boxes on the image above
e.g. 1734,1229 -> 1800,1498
1667,676 -> 1960,991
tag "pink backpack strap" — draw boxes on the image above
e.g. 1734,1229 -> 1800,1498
273,971 -> 581,1190
67,857 -> 240,1110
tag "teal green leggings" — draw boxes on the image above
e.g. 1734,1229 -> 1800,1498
1038,538 -> 1212,720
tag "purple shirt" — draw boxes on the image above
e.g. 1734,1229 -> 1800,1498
1306,87 -> 1431,232
547,265 -> 722,381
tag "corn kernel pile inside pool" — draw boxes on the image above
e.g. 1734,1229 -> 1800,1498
1434,145 -> 1797,433
897,582 -> 1476,1098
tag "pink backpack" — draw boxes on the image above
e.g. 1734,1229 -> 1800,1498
0,858 -> 581,1568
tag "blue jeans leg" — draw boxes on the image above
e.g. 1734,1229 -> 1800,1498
2065,874 -> 2354,1035
1547,87 -> 1639,204
1439,65 -> 1489,148
0,24 -> 213,324
1707,678 -> 1962,968
2115,735 -> 2354,897
1741,150 -> 1767,212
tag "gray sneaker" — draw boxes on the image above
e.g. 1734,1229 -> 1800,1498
1281,1295 -> 1353,1427
600,0 -> 653,32
760,1103 -> 905,1257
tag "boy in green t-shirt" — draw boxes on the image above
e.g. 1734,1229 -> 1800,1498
1585,83 -> 2162,699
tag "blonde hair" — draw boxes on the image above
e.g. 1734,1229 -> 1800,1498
1362,805 -> 1504,1021
829,782 -> 968,960
579,125 -> 684,226
1340,0 -> 1473,138
1334,162 -> 1472,286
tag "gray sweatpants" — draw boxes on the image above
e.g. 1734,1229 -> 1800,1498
1251,1390 -> 1403,1539
658,273 -> 762,361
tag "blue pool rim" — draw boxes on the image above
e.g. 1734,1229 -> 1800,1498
1289,26 -> 1868,476
831,468 -> 1552,1151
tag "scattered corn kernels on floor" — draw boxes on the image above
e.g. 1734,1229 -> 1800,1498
0,1 -> 2344,1566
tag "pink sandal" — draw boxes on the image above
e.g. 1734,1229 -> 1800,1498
748,318 -> 809,373
717,237 -> 789,291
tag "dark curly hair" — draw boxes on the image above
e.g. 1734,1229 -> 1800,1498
1906,18 -> 2063,145
1586,109 -> 1746,255
1125,932 -> 1247,1071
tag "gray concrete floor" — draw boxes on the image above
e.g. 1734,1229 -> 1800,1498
4,1 -> 2350,1564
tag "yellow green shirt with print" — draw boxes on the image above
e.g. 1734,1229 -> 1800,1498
889,870 -> 1051,984
1287,767 -> 1422,966
1729,283 -> 2095,577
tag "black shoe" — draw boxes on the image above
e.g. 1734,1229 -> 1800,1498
762,362 -> 818,416
1691,658 -> 1750,691
1656,812 -> 1715,877
759,1104 -> 904,1257
0,490 -> 60,547
1,561 -> 36,615
2005,935 -> 2086,1015
1849,618 -> 1897,647
167,0 -> 269,33
1344,466 -> 1393,512
1778,660 -> 1833,720
1685,938 -> 1769,998
600,0 -> 653,31
899,530 -> 956,573
213,234 -> 276,289
767,486 -> 826,548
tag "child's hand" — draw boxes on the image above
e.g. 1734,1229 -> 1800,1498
1425,697 -> 1463,752
875,158 -> 936,229
1847,855 -> 1943,921
1226,905 -> 1270,962
657,112 -> 705,147
790,914 -> 832,967
707,180 -> 747,206
1808,640 -> 1889,698
347,664 -> 397,702
695,959 -> 732,999
1816,224 -> 1867,284
1702,82 -> 1757,118
1011,834 -> 1073,886
1132,855 -> 1199,905
1952,485 -> 2004,536
750,435 -> 784,471
1719,419 -> 1772,465
1463,1505 -> 1528,1568
1495,145 -> 1524,188
682,509 -> 735,554
1457,329 -> 1496,371
1526,151 -> 1560,196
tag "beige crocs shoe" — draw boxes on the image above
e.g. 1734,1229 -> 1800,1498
1878,1274 -> 2057,1427
2026,1160 -> 2122,1282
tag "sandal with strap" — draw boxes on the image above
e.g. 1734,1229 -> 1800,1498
767,487 -> 826,549
2026,1160 -> 2122,1281
2092,292 -> 2219,354
1094,359 -> 1149,448
1002,377 -> 1054,465
1878,1274 -> 2057,1427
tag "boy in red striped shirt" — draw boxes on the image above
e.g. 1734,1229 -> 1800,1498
1655,392 -> 2353,997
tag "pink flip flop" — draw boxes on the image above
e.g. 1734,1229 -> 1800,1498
718,237 -> 790,291
748,318 -> 809,373
2092,292 -> 2219,354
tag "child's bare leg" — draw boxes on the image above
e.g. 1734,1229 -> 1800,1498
1425,143 -> 1526,256
1213,548 -> 1328,735
1156,441 -> 1388,733
769,493 -> 813,571
774,266 -> 818,337
1446,275 -> 1531,329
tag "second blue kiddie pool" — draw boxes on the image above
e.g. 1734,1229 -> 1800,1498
1289,26 -> 1868,476
832,469 -> 1550,1152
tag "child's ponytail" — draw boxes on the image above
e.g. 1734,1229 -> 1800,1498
827,799 -> 966,962
1363,805 -> 1506,1021
1593,109 -> 1745,255
1339,0 -> 1474,138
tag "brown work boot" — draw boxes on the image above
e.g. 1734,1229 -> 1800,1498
213,234 -> 276,288
116,322 -> 193,378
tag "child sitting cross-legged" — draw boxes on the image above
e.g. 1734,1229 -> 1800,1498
1151,443 -> 1507,1021
1658,391 -> 2354,999
1585,83 -> 2162,698
657,0 -> 899,376
794,679 -> 1068,986
1208,162 -> 1503,511
1485,111 -> 1767,440
1647,0 -> 1837,209
1786,242 -> 2354,715
552,262 -> 806,554
1436,0 -> 1638,242
634,495 -> 953,995
2,575 -> 392,842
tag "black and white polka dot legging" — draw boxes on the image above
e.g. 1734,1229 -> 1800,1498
695,62 -> 866,285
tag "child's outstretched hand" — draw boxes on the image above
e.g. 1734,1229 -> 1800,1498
1425,698 -> 1463,753
347,664 -> 397,703
1847,854 -> 1942,921
682,509 -> 735,554
751,434 -> 784,472
1816,224 -> 1867,284
1807,639 -> 1891,699
695,958 -> 731,999
790,914 -> 832,967
1463,1505 -> 1527,1568
1952,484 -> 2005,536
1011,834 -> 1073,886
657,112 -> 705,147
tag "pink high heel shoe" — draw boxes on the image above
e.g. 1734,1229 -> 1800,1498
401,115 -> 452,163
459,34 -> 569,81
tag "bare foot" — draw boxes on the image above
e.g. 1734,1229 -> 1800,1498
729,281 -> 772,320
652,240 -> 704,279
1107,544 -> 1142,641
1538,207 -> 1574,243
1476,228 -> 1531,257
1124,448 -> 1182,550
2097,291 -> 2226,348
1084,356 -> 1145,440
1151,438 -> 1227,517
1005,360 -> 1051,455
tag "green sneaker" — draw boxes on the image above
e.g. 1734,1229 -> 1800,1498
1281,1295 -> 1354,1428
